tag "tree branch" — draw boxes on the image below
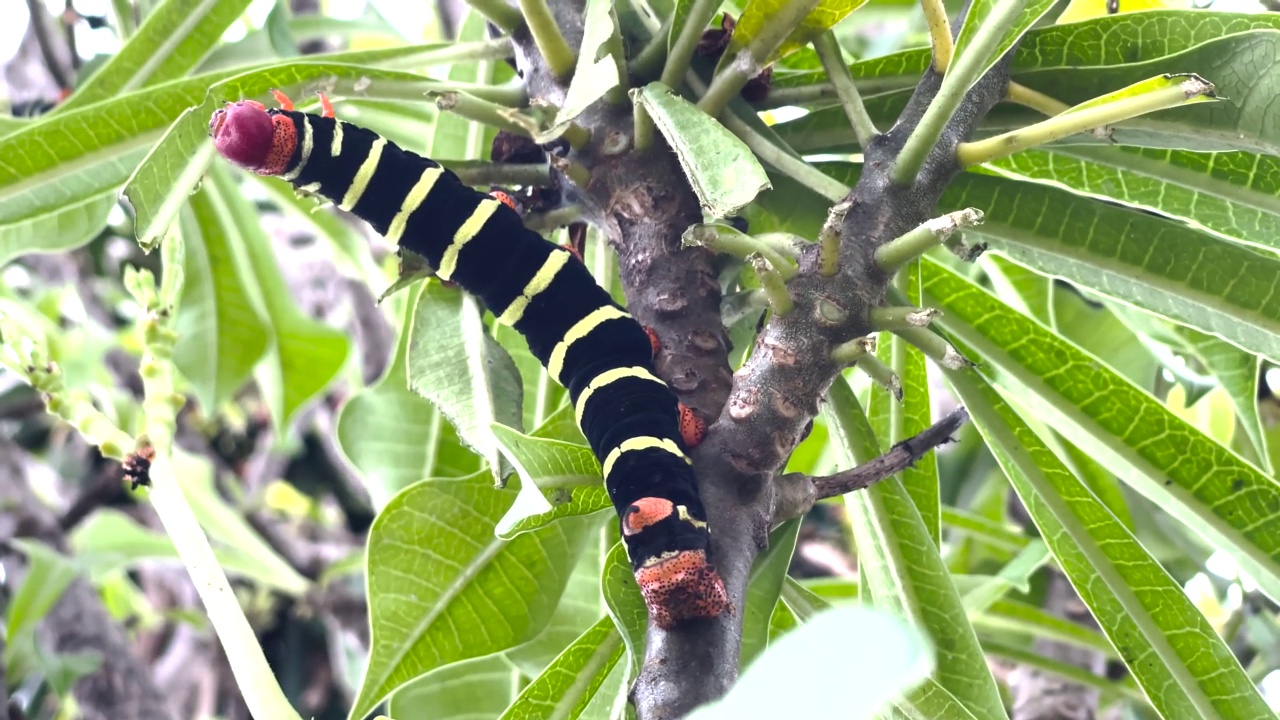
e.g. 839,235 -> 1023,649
779,406 -> 969,517
510,0 -> 1016,716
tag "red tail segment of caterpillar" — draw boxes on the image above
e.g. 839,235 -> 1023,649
623,498 -> 730,628
209,94 -> 729,629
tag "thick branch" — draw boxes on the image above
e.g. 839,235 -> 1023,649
512,0 -> 1015,717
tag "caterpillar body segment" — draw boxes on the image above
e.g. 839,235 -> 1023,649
209,97 -> 728,628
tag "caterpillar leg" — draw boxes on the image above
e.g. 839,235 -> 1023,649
677,403 -> 706,447
622,498 -> 729,628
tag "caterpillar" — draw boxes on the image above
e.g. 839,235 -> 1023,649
208,91 -> 728,628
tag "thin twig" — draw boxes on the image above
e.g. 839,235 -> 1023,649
812,406 -> 969,498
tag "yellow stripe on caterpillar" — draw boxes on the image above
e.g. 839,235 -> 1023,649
437,198 -> 501,281
339,135 -> 386,211
497,250 -> 572,326
547,306 -> 632,383
280,115 -> 314,182
386,167 -> 444,244
678,505 -> 708,530
574,367 -> 664,426
331,120 -> 344,157
601,437 -> 689,479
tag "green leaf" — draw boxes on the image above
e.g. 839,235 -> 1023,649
505,528 -> 607,676
779,576 -> 832,623
171,182 -> 271,414
951,0 -> 1057,88
957,540 -> 1052,614
490,423 -> 602,492
69,508 -> 306,596
558,0 -> 624,124
59,0 -> 255,112
1175,326 -> 1272,473
206,164 -> 350,430
937,171 -> 1280,362
727,0 -> 870,64
980,637 -> 1144,704
824,376 -> 1008,719
945,367 -> 1272,718
0,44 -> 468,263
973,598 -> 1119,660
983,146 -> 1280,256
4,540 -> 78,665
490,423 -> 613,538
870,264 -> 939,542
999,30 -> 1280,155
740,519 -> 801,668
387,655 -> 521,720
336,283 -> 482,509
408,282 -> 523,484
940,506 -> 1031,550
499,616 -> 627,720
349,473 -> 595,718
775,23 -> 1280,155
919,256 -> 1280,604
170,449 -> 313,596
633,82 -> 771,217
689,606 -> 934,720
600,542 -> 647,671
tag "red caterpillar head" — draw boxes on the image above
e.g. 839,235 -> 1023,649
209,100 -> 295,176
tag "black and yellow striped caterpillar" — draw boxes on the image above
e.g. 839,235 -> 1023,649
208,91 -> 728,628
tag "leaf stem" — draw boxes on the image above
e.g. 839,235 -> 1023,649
870,306 -> 940,331
857,353 -> 902,401
697,0 -> 823,119
518,0 -> 577,80
812,31 -> 878,147
634,103 -> 655,151
753,256 -> 794,315
432,91 -> 531,137
892,0 -> 1025,186
958,76 -> 1217,167
874,208 -> 984,273
832,336 -> 876,365
689,69 -> 848,201
129,240 -> 305,720
1006,81 -> 1071,116
920,0 -> 954,71
629,16 -> 673,82
660,0 -> 719,89
452,162 -> 552,188
683,223 -> 798,280
463,0 -> 523,32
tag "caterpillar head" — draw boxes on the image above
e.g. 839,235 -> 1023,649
209,101 -> 294,176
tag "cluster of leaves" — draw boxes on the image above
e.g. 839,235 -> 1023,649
1,0 -> 1279,718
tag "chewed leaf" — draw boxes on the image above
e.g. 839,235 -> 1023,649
633,83 -> 770,217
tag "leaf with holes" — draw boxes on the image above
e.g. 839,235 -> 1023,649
633,82 -> 770,217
